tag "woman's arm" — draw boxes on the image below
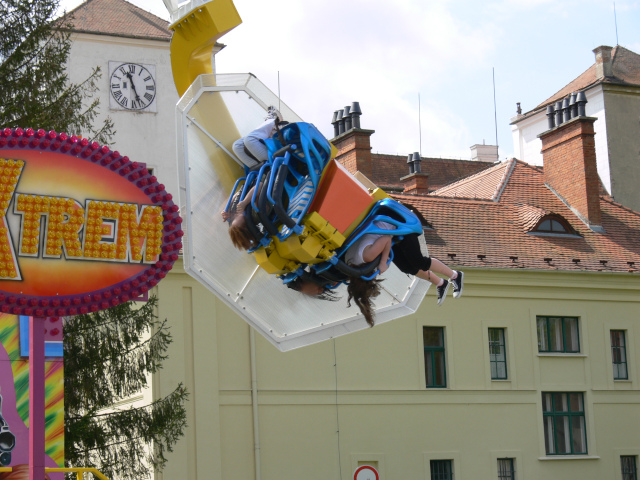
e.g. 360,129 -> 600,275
362,235 -> 393,272
236,180 -> 265,213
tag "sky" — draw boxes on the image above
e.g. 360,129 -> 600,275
60,0 -> 640,162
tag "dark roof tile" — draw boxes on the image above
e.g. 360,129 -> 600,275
370,153 -> 494,191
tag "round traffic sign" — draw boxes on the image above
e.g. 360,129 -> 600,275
354,465 -> 379,480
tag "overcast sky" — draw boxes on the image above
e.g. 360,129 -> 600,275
61,0 -> 640,161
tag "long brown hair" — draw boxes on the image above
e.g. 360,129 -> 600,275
228,222 -> 254,250
347,277 -> 382,327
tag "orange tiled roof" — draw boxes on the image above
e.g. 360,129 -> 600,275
63,0 -> 171,41
513,46 -> 640,123
394,160 -> 640,273
370,153 -> 494,191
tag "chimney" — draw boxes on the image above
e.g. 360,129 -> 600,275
539,114 -> 603,230
470,144 -> 499,162
331,103 -> 374,178
401,152 -> 429,195
593,45 -> 613,78
343,105 -> 352,131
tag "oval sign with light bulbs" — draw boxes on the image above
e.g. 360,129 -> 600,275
0,127 -> 183,317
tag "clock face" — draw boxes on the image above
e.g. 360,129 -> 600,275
109,62 -> 156,111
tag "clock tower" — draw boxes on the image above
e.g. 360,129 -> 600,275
63,0 -> 179,197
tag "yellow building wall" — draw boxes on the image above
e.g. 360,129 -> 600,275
153,260 -> 640,480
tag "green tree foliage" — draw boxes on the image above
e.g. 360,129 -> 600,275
0,0 -> 114,142
64,297 -> 188,480
1,2 -> 186,478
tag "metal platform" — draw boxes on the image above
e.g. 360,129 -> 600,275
176,73 -> 429,351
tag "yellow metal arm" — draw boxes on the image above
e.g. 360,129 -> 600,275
0,467 -> 110,480
170,0 -> 242,96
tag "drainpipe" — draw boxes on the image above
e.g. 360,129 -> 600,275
250,329 -> 261,480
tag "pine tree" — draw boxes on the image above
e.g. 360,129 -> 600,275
64,297 -> 188,480
1,2 -> 186,478
0,0 -> 114,142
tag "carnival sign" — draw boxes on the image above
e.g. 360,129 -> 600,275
0,128 -> 183,316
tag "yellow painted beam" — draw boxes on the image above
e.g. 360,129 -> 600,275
170,0 -> 242,97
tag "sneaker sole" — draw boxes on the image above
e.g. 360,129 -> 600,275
437,282 -> 450,306
453,272 -> 464,299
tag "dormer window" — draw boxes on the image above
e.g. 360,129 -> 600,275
533,216 -> 573,234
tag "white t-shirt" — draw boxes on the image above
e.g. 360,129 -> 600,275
344,221 -> 395,266
246,118 -> 277,141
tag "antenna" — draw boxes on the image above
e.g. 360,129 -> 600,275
492,67 -> 499,161
418,93 -> 422,156
613,2 -> 619,45
277,71 -> 281,112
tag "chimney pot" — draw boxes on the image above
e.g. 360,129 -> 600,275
555,101 -> 564,126
546,105 -> 556,129
350,102 -> 362,129
337,109 -> 345,135
331,110 -> 340,137
576,92 -> 588,116
569,92 -> 578,118
343,106 -> 352,131
563,96 -> 572,123
407,153 -> 415,174
412,152 -> 421,173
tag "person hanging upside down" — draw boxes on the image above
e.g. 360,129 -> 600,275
232,106 -> 283,168
343,221 -> 463,326
221,183 -> 262,250
290,221 -> 464,327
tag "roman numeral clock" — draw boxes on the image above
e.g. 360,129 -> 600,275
109,61 -> 157,112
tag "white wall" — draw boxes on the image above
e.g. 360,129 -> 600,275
67,33 -> 180,198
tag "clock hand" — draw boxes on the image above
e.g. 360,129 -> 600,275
126,72 -> 142,102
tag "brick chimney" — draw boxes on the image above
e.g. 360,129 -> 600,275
401,172 -> 429,195
332,128 -> 375,178
331,102 -> 375,177
539,116 -> 603,230
593,45 -> 614,78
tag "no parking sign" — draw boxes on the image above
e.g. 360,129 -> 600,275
354,465 -> 380,480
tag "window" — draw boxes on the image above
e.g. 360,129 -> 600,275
611,330 -> 628,380
537,316 -> 580,353
622,456 -> 638,480
430,460 -> 453,480
542,392 -> 587,455
489,328 -> 508,380
534,216 -> 572,234
497,458 -> 515,480
424,327 -> 446,388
